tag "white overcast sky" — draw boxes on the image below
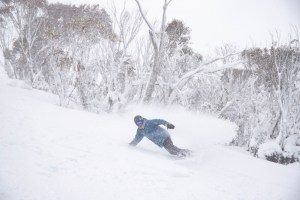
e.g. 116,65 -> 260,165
48,0 -> 300,54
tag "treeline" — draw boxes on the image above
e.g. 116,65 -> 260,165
0,0 -> 299,164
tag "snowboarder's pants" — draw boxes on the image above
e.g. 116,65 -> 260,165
163,136 -> 184,156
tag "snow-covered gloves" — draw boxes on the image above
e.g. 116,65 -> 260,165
167,123 -> 175,129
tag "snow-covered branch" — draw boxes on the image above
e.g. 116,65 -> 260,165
173,52 -> 240,89
204,61 -> 244,73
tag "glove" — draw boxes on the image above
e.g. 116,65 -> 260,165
167,123 -> 175,129
129,141 -> 136,146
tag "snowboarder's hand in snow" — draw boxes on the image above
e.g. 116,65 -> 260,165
129,142 -> 136,146
167,123 -> 175,129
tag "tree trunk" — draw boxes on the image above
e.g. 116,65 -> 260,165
135,0 -> 170,104
142,52 -> 159,103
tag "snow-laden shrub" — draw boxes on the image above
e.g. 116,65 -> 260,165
283,134 -> 300,161
257,141 -> 298,164
257,141 -> 282,158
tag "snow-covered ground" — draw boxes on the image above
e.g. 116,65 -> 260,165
0,65 -> 300,200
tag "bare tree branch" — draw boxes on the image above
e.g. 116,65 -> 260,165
167,0 -> 173,6
158,0 -> 169,53
134,0 -> 154,32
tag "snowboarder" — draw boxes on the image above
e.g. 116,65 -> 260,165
129,115 -> 191,157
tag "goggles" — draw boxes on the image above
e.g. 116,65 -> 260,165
136,119 -> 143,126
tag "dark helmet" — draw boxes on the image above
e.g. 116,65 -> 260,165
134,115 -> 144,126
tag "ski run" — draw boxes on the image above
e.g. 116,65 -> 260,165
0,66 -> 300,200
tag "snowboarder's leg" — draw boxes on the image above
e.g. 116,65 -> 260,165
163,136 -> 188,156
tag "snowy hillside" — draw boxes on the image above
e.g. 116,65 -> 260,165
0,65 -> 300,200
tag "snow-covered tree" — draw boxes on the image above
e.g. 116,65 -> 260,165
242,39 -> 300,148
44,3 -> 117,110
134,0 -> 172,103
0,0 -> 48,84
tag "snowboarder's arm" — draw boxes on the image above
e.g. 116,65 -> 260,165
149,119 -> 169,126
129,130 -> 144,146
150,119 -> 175,129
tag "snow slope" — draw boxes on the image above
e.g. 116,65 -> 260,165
0,66 -> 300,200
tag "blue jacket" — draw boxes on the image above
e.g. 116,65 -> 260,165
129,119 -> 170,147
